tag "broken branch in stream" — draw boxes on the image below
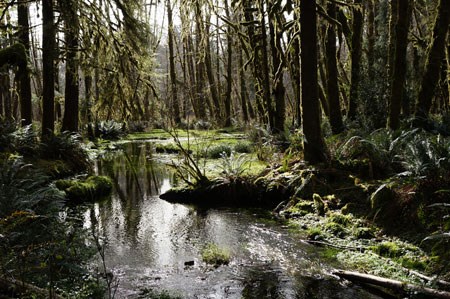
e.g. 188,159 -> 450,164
332,270 -> 450,299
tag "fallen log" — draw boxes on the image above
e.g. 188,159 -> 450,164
0,276 -> 65,299
332,270 -> 450,299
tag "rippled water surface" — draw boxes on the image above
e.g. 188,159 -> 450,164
84,142 -> 383,299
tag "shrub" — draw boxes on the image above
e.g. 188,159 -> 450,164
206,144 -> 232,159
234,141 -> 253,153
95,120 -> 127,140
40,132 -> 92,173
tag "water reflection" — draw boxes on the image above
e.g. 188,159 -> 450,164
83,142 -> 383,299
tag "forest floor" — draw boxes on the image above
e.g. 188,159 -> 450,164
149,127 -> 450,295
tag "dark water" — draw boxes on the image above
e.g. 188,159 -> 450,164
84,142 -> 383,299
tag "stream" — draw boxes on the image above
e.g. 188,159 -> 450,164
83,141 -> 384,299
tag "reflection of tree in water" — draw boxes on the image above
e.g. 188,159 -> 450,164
96,142 -> 175,244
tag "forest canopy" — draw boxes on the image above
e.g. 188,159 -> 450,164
0,0 -> 449,161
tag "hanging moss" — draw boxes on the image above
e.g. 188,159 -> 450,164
55,175 -> 113,203
0,43 -> 27,69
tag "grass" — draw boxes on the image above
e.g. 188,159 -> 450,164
201,243 -> 231,266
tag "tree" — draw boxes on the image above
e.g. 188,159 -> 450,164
300,0 -> 328,164
269,0 -> 286,134
415,0 -> 450,120
17,0 -> 32,126
387,0 -> 411,130
42,0 -> 56,138
61,0 -> 80,132
347,0 -> 363,120
325,0 -> 344,134
166,0 -> 181,125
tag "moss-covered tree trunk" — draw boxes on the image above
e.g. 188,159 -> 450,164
347,0 -> 363,120
166,0 -> 181,125
61,0 -> 80,132
387,0 -> 399,80
17,0 -> 32,126
415,0 -> 450,120
224,0 -> 233,127
387,0 -> 411,130
269,1 -> 286,134
204,13 -> 221,122
42,0 -> 56,138
366,0 -> 375,81
194,2 -> 207,120
300,0 -> 328,164
325,0 -> 344,134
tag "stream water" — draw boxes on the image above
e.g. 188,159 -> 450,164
83,141 -> 384,299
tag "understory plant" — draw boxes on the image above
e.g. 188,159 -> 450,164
0,156 -> 101,298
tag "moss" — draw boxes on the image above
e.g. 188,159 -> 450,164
306,227 -> 326,241
324,222 -> 347,238
352,227 -> 375,239
55,175 -> 113,203
327,211 -> 352,227
371,241 -> 402,258
201,243 -> 230,266
285,199 -> 315,217
313,193 -> 328,215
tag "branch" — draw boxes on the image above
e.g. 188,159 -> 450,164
333,270 -> 450,299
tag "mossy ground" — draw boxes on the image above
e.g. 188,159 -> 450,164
55,175 -> 113,203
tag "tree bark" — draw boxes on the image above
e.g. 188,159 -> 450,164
388,0 -> 411,130
269,1 -> 286,134
166,0 -> 181,125
415,0 -> 450,120
325,0 -> 344,134
347,0 -> 363,120
300,0 -> 328,164
42,0 -> 56,138
17,0 -> 33,126
61,0 -> 80,132
224,0 -> 233,127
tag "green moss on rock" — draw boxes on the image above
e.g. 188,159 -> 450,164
55,175 -> 113,203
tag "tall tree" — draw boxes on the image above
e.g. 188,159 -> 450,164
325,0 -> 344,134
269,0 -> 286,134
387,0 -> 411,130
61,0 -> 80,132
223,0 -> 233,127
347,0 -> 363,120
166,0 -> 181,125
42,0 -> 56,138
300,0 -> 328,164
415,0 -> 450,120
17,0 -> 32,126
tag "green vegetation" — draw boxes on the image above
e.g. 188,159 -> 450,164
55,175 -> 113,203
201,243 -> 231,266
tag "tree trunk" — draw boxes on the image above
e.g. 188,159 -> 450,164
388,0 -> 399,80
387,0 -> 411,130
42,0 -> 56,138
17,0 -> 33,126
224,0 -> 233,127
325,1 -> 344,134
167,0 -> 181,125
258,0 -> 274,130
347,0 -> 363,120
333,270 -> 450,299
415,0 -> 450,120
194,3 -> 207,120
61,0 -> 80,132
300,0 -> 328,164
204,13 -> 221,122
269,1 -> 286,134
238,46 -> 249,122
366,0 -> 375,81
